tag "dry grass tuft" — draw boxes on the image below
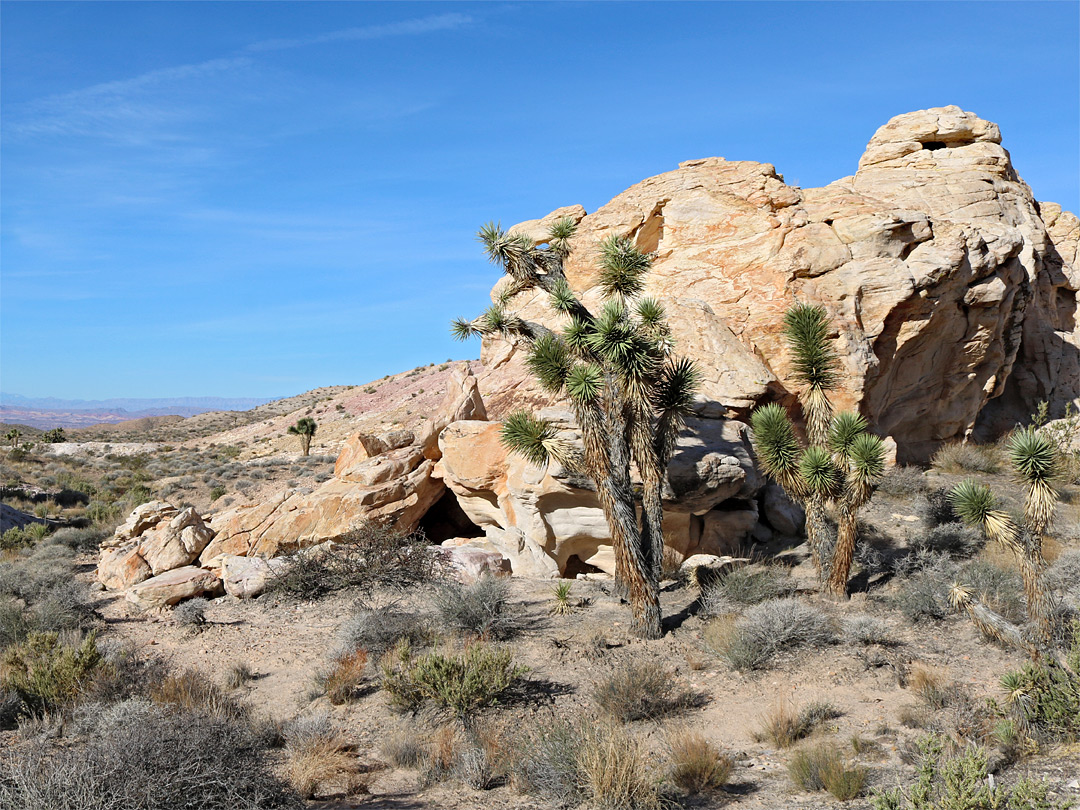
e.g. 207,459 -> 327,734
788,742 -> 866,800
284,714 -> 367,800
578,722 -> 664,810
318,649 -> 368,705
592,661 -> 695,722
666,727 -> 733,794
755,699 -> 839,748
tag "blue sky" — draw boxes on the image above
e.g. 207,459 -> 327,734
2,1 -> 1078,400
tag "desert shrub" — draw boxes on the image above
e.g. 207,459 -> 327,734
149,668 -> 245,721
908,664 -> 955,711
210,485 -> 227,501
931,443 -> 1002,474
316,649 -> 369,705
717,598 -> 834,670
667,728 -> 732,794
961,560 -> 1025,624
592,661 -> 692,722
910,522 -> 983,558
0,699 -> 300,810
916,488 -> 959,529
268,523 -> 444,599
0,526 -> 31,550
700,565 -> 792,613
512,718 -> 585,805
894,560 -> 956,622
283,713 -> 366,800
0,632 -> 104,715
756,700 -> 840,748
877,466 -> 930,497
870,735 -> 1068,809
335,602 -> 430,656
432,575 -> 517,639
380,722 -> 427,768
225,662 -> 254,689
379,641 -> 526,722
173,597 -> 209,629
577,721 -> 664,810
48,526 -> 107,551
789,742 -> 866,800
999,660 -> 1080,743
844,615 -> 894,646
1044,550 -> 1080,608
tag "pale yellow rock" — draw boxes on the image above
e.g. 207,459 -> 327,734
125,566 -> 223,611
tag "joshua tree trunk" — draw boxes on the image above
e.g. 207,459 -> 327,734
826,504 -> 857,597
804,495 -> 828,582
301,436 -> 312,456
1017,539 -> 1055,645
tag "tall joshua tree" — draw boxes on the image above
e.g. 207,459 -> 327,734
750,304 -> 886,597
288,417 -> 317,457
452,219 -> 699,639
949,426 -> 1061,647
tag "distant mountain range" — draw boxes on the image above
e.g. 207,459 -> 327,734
0,393 -> 276,429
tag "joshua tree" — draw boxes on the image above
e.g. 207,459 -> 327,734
42,428 -> 66,443
452,219 -> 699,639
288,417 -> 317,457
949,426 -> 1062,647
5,428 -> 22,449
750,304 -> 886,597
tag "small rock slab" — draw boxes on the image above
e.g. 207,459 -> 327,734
125,566 -> 223,611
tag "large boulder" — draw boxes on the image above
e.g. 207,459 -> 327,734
98,502 -> 214,590
434,411 -> 764,577
474,107 -> 1079,462
125,566 -> 224,611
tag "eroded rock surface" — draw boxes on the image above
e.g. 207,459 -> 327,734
476,106 -> 1079,462
98,501 -> 214,590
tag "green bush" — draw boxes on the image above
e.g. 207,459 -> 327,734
871,735 -> 1069,809
1000,659 -> 1080,743
700,566 -> 792,612
379,641 -> 526,722
0,632 -> 104,715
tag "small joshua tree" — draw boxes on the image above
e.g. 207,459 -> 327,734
5,428 -> 22,449
288,417 -> 317,457
452,219 -> 699,639
41,428 -> 66,443
949,426 -> 1062,648
750,304 -> 886,597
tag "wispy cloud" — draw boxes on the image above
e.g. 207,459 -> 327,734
245,12 -> 473,53
5,57 -> 252,140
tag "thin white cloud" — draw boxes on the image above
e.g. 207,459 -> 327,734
245,12 -> 473,53
5,57 -> 251,140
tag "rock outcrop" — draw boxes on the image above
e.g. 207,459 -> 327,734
98,502 -> 214,590
475,106 -> 1079,462
434,410 -> 765,577
199,371 -> 487,565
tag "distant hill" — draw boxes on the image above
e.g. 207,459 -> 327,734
0,393 -> 277,430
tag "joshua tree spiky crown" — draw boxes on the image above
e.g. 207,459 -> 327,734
750,304 -> 885,597
949,428 -> 1063,648
453,219 -> 699,639
288,417 -> 317,457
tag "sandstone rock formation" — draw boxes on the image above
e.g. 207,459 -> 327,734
125,566 -> 224,611
434,410 -> 765,577
475,106 -> 1079,462
98,501 -> 214,590
198,372 -> 487,565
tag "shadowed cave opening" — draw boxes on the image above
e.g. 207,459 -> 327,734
563,554 -> 604,578
417,489 -> 483,545
922,141 -> 948,151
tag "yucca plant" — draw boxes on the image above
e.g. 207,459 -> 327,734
751,305 -> 885,597
550,580 -> 576,616
287,417 -> 317,457
948,428 -> 1062,647
453,220 -> 699,639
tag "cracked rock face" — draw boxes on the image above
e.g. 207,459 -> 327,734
476,106 -> 1078,462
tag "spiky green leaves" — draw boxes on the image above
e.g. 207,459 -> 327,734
451,318 -> 478,342
500,411 -> 558,468
949,480 -> 1020,550
526,334 -> 572,395
653,357 -> 700,417
635,298 -> 665,329
783,304 -> 839,392
598,235 -> 651,300
751,404 -> 802,495
1008,427 -> 1060,534
800,446 -> 841,498
548,279 -> 578,314
566,363 -> 604,404
847,433 -> 885,484
828,412 -> 869,460
547,217 -> 577,257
